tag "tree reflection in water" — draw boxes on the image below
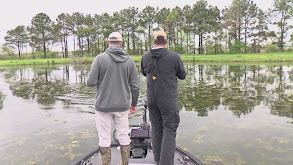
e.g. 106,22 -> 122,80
0,91 -> 4,110
2,64 -> 293,119
5,65 -> 95,110
179,65 -> 293,119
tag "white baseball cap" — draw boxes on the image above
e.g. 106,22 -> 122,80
108,32 -> 123,41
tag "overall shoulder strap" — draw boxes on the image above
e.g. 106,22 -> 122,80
149,49 -> 168,75
149,51 -> 160,75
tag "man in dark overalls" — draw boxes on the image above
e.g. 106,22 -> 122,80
141,31 -> 186,165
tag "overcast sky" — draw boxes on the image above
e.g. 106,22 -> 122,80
0,0 -> 274,46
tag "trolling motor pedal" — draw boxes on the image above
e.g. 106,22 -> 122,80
130,127 -> 151,159
129,100 -> 152,159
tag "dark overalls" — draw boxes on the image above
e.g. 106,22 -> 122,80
141,48 -> 186,165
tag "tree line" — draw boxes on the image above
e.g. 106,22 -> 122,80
3,0 -> 293,59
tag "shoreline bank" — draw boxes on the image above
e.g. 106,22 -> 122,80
0,52 -> 293,67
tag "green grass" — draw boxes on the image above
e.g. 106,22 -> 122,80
0,52 -> 292,67
0,57 -> 93,67
133,52 -> 293,65
180,52 -> 293,62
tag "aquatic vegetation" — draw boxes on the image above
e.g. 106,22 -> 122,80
65,129 -> 96,140
272,137 -> 290,144
15,137 -> 31,146
203,155 -> 225,165
192,135 -> 206,144
72,141 -> 79,144
253,137 -> 291,152
195,127 -> 209,133
36,130 -> 56,136
40,140 -> 82,160
61,152 -> 83,161
224,123 -> 233,127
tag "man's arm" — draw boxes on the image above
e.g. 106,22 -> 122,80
129,60 -> 139,107
140,56 -> 146,76
176,55 -> 186,80
86,56 -> 99,87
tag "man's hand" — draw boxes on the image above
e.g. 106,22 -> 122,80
129,106 -> 136,114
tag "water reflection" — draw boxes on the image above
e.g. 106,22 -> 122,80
2,65 -> 293,118
1,64 -> 293,165
4,66 -> 95,111
178,65 -> 293,118
0,91 -> 4,110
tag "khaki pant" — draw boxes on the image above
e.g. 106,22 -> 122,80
96,110 -> 131,147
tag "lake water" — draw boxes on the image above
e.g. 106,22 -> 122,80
0,64 -> 293,165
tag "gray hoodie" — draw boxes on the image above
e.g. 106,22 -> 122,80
87,46 -> 139,112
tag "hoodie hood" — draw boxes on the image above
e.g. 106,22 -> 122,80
150,47 -> 168,59
106,46 -> 129,63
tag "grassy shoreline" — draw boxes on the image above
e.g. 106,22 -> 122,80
0,52 -> 292,67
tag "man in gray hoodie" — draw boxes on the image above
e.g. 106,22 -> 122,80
87,32 -> 139,165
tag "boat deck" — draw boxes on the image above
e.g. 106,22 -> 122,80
77,143 -> 203,165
